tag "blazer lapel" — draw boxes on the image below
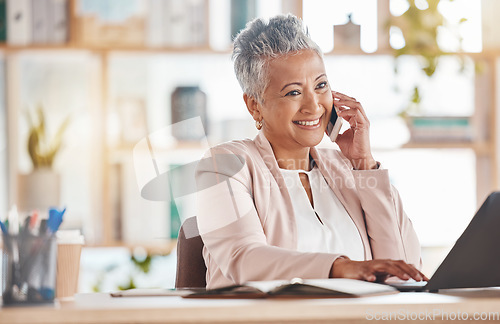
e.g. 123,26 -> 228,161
254,132 -> 298,248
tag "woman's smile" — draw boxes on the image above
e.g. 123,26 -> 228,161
293,117 -> 322,128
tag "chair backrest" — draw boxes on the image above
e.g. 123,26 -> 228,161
175,216 -> 207,289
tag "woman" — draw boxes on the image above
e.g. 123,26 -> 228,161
195,14 -> 426,289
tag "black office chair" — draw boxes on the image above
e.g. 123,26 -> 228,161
175,216 -> 207,289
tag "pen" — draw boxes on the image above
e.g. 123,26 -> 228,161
29,210 -> 39,230
8,204 -> 19,235
47,207 -> 66,233
7,205 -> 20,284
22,216 -> 31,234
39,219 -> 48,235
0,220 -> 7,234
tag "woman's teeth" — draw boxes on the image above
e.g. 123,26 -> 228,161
294,119 -> 320,126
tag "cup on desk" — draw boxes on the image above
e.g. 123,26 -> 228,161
56,230 -> 84,300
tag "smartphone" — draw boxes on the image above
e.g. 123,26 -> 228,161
326,103 -> 342,142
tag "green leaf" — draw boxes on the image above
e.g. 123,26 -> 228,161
27,130 -> 40,168
131,255 -> 152,274
25,106 -> 70,169
118,278 -> 136,291
410,86 -> 421,105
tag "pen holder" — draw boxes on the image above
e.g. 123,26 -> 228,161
1,234 -> 58,305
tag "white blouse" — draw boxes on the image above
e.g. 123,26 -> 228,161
279,166 -> 365,261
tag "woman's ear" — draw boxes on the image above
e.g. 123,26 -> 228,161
243,93 -> 262,121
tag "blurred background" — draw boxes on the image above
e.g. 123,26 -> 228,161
0,0 -> 499,292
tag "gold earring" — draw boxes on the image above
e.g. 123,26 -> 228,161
255,120 -> 263,130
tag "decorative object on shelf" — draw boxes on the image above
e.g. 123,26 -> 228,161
482,0 -> 500,50
6,0 -> 69,46
147,0 -> 208,48
75,0 -> 147,47
333,14 -> 361,51
230,0 -> 256,40
146,0 -> 165,47
47,0 -> 70,44
0,0 -> 7,42
115,97 -> 148,146
6,0 -> 32,46
171,86 -> 207,141
32,0 -> 49,44
17,106 -> 70,212
406,116 -> 474,143
376,0 -> 391,51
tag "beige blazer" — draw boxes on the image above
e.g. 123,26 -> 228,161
195,132 -> 422,289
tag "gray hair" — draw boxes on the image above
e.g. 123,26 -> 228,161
232,14 -> 323,104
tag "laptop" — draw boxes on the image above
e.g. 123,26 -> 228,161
387,191 -> 500,292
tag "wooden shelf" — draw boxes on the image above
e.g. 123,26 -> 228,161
2,41 -> 499,59
84,240 -> 177,256
325,48 -> 394,56
0,43 -> 230,54
0,239 -> 177,256
402,141 -> 491,154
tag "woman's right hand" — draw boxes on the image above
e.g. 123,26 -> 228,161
330,257 -> 429,283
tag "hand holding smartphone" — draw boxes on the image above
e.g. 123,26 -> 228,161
326,103 -> 342,142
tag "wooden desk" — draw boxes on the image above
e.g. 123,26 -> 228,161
2,289 -> 500,324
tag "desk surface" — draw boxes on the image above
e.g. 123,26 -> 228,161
2,289 -> 500,324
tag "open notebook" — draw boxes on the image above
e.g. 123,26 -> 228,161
111,278 -> 397,299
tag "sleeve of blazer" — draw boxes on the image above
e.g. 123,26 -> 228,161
195,145 -> 340,286
351,167 -> 422,269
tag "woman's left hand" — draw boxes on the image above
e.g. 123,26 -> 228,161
333,91 -> 377,170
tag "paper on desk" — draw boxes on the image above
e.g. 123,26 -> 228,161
246,278 -> 398,296
110,288 -> 199,297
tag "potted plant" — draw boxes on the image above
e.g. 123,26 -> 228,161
17,106 -> 70,212
389,0 -> 471,142
389,0 -> 445,120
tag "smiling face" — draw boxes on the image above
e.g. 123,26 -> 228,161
247,49 -> 333,159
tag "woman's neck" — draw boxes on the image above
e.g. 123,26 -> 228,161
271,145 -> 312,171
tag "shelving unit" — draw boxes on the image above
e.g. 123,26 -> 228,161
3,0 -> 499,252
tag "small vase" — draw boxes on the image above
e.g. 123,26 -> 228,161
17,168 -> 61,212
171,86 -> 208,141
